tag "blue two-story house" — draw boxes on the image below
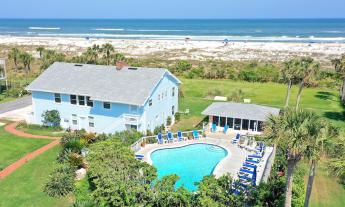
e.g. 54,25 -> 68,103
26,62 -> 181,134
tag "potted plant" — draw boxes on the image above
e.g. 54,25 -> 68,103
140,140 -> 146,147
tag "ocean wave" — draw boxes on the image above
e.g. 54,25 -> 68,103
92,28 -> 124,31
127,29 -> 185,32
323,30 -> 344,34
35,33 -> 345,42
29,27 -> 61,30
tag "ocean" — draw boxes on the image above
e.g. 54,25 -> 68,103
0,19 -> 345,43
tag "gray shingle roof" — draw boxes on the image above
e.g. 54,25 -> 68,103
202,102 -> 280,121
26,62 -> 181,106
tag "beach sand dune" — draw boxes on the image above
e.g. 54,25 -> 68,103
0,36 -> 344,64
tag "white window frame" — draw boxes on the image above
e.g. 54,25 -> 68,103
149,99 -> 152,107
70,95 -> 77,105
88,116 -> 95,128
172,87 -> 175,97
72,114 -> 78,125
78,95 -> 85,106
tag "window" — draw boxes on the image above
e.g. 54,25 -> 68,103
70,95 -> 77,105
78,96 -> 85,106
172,87 -> 175,97
149,99 -> 152,106
165,90 -> 167,97
172,106 -> 175,115
72,114 -> 78,125
130,125 -> 137,130
88,116 -> 95,128
103,102 -> 111,109
158,94 -> 160,101
54,93 -> 61,103
86,96 -> 93,107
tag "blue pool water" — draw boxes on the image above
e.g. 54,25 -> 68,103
150,143 -> 228,191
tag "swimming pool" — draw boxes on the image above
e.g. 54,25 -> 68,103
150,143 -> 228,191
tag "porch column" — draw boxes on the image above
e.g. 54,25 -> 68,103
218,116 -> 220,126
240,119 -> 243,130
225,117 -> 228,126
233,118 -> 235,129
209,115 -> 213,125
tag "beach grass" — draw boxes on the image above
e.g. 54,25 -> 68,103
0,146 -> 73,207
0,126 -> 51,170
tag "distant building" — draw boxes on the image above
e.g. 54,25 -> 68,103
202,102 -> 280,134
26,62 -> 181,134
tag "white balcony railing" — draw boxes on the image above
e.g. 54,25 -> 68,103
123,114 -> 141,125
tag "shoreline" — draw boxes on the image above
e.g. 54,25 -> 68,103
0,35 -> 344,64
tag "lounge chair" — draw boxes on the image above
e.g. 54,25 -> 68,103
223,125 -> 229,134
157,133 -> 165,144
211,123 -> 217,132
231,133 -> 241,144
177,131 -> 187,141
193,130 -> 200,140
135,154 -> 144,160
248,154 -> 263,159
245,158 -> 261,164
167,131 -> 175,142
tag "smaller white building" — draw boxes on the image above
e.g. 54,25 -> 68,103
202,102 -> 280,134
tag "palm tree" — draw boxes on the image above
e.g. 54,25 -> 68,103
101,43 -> 114,65
294,57 -> 319,109
331,54 -> 345,102
281,59 -> 297,108
19,52 -> 34,83
303,119 -> 338,207
264,108 -> 316,207
36,46 -> 45,59
8,47 -> 20,71
84,45 -> 100,64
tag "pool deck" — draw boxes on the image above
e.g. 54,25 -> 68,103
136,133 -> 274,183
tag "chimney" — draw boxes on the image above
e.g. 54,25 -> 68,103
116,61 -> 128,70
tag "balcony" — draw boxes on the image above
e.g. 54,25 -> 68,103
123,114 -> 141,125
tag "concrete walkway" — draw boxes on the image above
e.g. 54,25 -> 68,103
0,122 -> 60,179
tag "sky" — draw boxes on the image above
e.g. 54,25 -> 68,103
0,0 -> 344,19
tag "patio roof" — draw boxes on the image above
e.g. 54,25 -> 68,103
201,102 -> 280,121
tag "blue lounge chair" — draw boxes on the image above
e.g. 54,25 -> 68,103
248,154 -> 263,159
238,175 -> 253,181
243,164 -> 257,169
245,159 -> 261,164
211,123 -> 217,132
239,169 -> 254,175
135,154 -> 144,160
167,131 -> 174,142
223,125 -> 229,134
193,130 -> 200,139
177,131 -> 186,141
231,133 -> 241,144
157,133 -> 164,144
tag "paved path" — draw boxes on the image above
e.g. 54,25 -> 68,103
0,122 -> 60,179
0,96 -> 32,114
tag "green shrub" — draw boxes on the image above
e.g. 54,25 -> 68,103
42,110 -> 61,127
174,112 -> 181,122
166,116 -> 172,126
174,60 -> 192,73
44,164 -> 76,197
154,124 -> 165,135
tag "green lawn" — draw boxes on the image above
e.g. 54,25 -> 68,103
301,160 -> 345,207
174,78 -> 345,129
0,146 -> 73,207
16,123 -> 65,137
0,126 -> 51,170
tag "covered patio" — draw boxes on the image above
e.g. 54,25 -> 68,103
202,102 -> 280,134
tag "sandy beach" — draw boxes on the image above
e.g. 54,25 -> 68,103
0,35 -> 344,64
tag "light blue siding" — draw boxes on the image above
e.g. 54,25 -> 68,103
31,73 -> 179,134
